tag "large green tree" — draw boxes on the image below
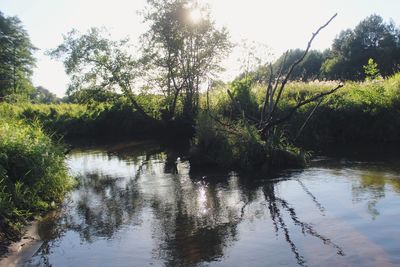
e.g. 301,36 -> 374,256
141,0 -> 232,121
0,11 -> 36,99
322,14 -> 400,80
51,0 -> 231,122
49,28 -> 154,119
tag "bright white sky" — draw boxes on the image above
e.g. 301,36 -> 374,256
1,0 -> 400,96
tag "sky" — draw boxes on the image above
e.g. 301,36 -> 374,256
1,0 -> 400,96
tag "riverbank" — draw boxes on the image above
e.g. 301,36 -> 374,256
0,221 -> 42,267
1,75 -> 400,254
0,116 -> 73,255
6,140 -> 400,266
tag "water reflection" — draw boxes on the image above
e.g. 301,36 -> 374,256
24,142 -> 400,267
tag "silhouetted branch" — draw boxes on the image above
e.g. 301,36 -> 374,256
294,98 -> 323,141
264,83 -> 343,131
269,14 -> 338,122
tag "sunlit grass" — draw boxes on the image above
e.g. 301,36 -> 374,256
0,116 -> 74,238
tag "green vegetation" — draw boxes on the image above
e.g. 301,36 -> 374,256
48,0 -> 231,125
0,100 -> 163,139
2,2 -> 400,248
363,58 -> 381,81
199,73 -> 400,151
245,14 -> 400,83
0,115 -> 73,240
191,111 -> 305,171
323,14 -> 400,80
287,74 -> 400,145
0,11 -> 36,100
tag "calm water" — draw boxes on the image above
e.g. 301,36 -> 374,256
23,141 -> 400,267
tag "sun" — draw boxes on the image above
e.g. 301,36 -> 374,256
189,8 -> 202,24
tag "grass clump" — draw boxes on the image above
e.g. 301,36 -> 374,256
190,112 -> 306,172
0,117 -> 74,240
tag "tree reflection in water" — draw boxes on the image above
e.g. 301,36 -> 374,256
26,143 -> 346,267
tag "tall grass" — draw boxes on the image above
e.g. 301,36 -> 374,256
203,73 -> 400,147
284,75 -> 400,145
0,117 -> 74,239
192,73 -> 400,171
0,99 -> 162,139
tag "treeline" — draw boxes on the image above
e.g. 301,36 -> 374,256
3,10 -> 400,106
245,14 -> 400,82
0,11 -> 60,103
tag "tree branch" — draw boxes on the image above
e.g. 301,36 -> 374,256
269,13 -> 337,120
265,83 -> 343,130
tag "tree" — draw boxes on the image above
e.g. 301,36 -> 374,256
141,0 -> 232,121
272,49 -> 327,81
363,58 -> 381,80
225,14 -> 342,141
30,86 -> 60,103
49,28 -> 153,119
322,14 -> 400,80
51,0 -> 231,123
0,11 -> 36,99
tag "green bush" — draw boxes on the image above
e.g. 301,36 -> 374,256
0,117 -> 73,238
191,112 -> 305,172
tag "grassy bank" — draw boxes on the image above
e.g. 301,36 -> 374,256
205,73 -> 400,146
0,102 -> 157,139
0,98 -> 194,140
2,74 -> 399,173
285,75 -> 400,145
0,116 -> 74,245
192,73 -> 400,170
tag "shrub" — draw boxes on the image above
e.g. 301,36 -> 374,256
0,117 -> 73,238
191,112 -> 306,172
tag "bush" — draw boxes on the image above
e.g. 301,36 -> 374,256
191,112 -> 305,172
0,117 -> 73,239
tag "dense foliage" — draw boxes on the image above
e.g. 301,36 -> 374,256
49,0 -> 231,124
141,0 -> 231,121
0,95 -> 190,139
323,14 -> 400,80
244,15 -> 400,83
190,71 -> 400,170
0,11 -> 36,100
0,115 -> 73,239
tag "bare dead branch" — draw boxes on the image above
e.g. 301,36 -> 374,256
269,13 -> 337,120
205,81 -> 242,132
294,97 -> 323,141
261,63 -> 274,123
266,83 -> 343,129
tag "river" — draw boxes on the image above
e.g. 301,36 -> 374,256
13,141 -> 400,266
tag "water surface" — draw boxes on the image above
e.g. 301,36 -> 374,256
24,141 -> 400,266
